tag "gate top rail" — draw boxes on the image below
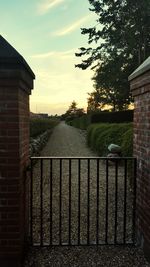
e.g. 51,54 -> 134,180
30,156 -> 136,160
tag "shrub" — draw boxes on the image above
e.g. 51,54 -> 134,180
87,123 -> 133,156
121,128 -> 133,156
91,110 -> 133,123
67,110 -> 133,130
67,115 -> 91,130
30,118 -> 58,138
90,124 -> 110,149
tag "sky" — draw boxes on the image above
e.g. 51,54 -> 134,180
0,0 -> 98,115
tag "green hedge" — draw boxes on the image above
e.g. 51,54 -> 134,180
67,115 -> 90,130
30,118 -> 58,138
121,128 -> 133,156
87,123 -> 133,156
67,110 -> 133,130
91,110 -> 133,123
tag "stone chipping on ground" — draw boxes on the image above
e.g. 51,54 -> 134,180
24,246 -> 150,267
23,121 -> 150,267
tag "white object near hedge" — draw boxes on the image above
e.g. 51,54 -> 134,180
108,144 -> 121,153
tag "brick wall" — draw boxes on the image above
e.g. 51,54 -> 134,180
0,36 -> 35,267
129,57 -> 150,261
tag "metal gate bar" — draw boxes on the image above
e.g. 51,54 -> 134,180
50,158 -> 52,245
29,157 -> 137,247
96,159 -> 99,245
78,159 -> 81,245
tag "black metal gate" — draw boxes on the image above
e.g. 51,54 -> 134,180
29,157 -> 136,247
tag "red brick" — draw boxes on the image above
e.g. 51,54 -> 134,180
130,66 -> 150,253
0,37 -> 34,265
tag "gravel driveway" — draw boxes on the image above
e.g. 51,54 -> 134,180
23,122 -> 150,267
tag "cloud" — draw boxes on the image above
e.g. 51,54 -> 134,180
30,62 -> 94,113
37,0 -> 65,14
30,100 -> 70,115
31,51 -> 55,59
54,15 -> 91,36
31,48 -> 76,59
57,49 -> 76,59
30,46 -> 94,115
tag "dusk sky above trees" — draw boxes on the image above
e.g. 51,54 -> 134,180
0,0 -> 97,115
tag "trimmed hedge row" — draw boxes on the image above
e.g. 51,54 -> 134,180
67,110 -> 133,130
30,118 -> 58,138
87,123 -> 133,156
91,110 -> 133,123
68,115 -> 90,130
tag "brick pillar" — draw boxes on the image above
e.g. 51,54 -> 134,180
0,36 -> 35,266
129,56 -> 150,262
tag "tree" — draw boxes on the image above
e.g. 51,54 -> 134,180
62,101 -> 85,121
67,101 -> 78,115
87,91 -> 107,112
76,0 -> 150,110
91,52 -> 134,111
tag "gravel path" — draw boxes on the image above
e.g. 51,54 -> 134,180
24,122 -> 150,267
41,121 -> 94,157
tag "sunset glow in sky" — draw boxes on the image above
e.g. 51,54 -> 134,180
0,0 -> 97,115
